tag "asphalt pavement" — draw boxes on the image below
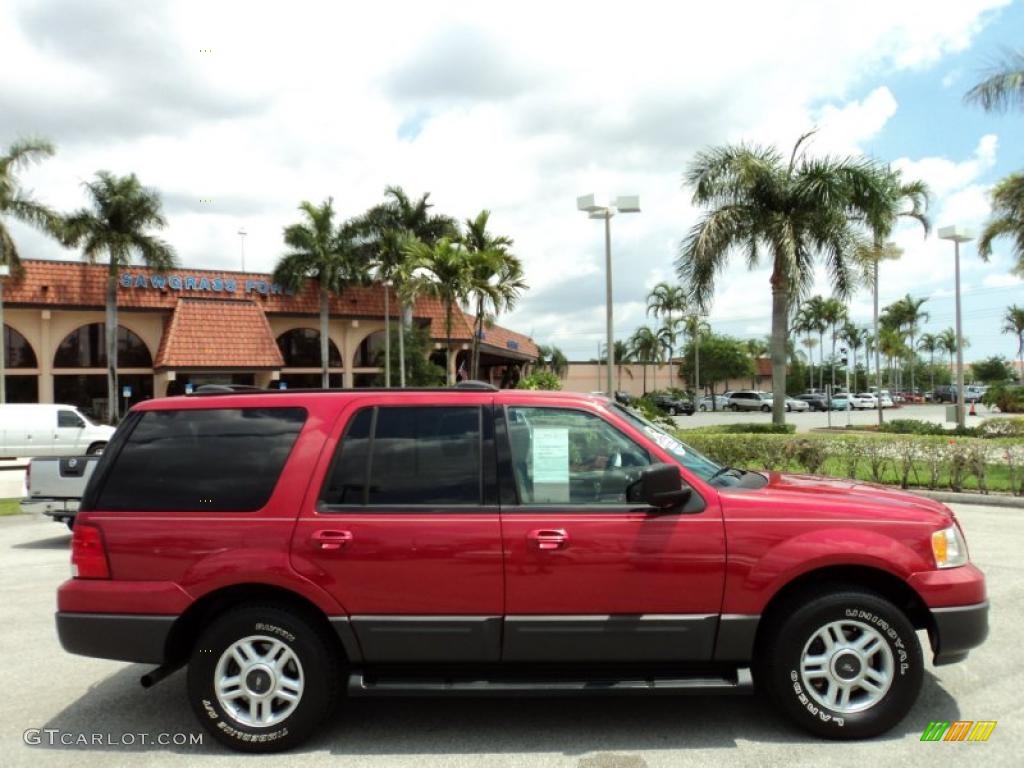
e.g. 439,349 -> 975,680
2,504 -> 1020,767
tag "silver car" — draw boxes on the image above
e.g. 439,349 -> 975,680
698,394 -> 730,411
726,390 -> 774,412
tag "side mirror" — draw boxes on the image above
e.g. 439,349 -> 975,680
631,462 -> 692,509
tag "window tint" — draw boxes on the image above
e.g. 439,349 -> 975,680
506,407 -> 650,505
96,408 -> 306,512
320,408 -> 372,505
58,410 -> 85,429
320,406 -> 482,507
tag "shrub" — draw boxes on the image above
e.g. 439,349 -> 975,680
517,371 -> 562,391
978,417 -> 1024,438
678,422 -> 796,435
983,383 -> 1024,413
878,419 -> 978,437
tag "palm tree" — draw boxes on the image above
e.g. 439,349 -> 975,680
629,326 -> 661,394
273,199 -> 364,388
461,210 -> 526,380
402,236 -> 472,384
895,294 -> 928,394
938,327 -> 970,379
838,323 -> 867,392
682,315 -> 711,394
63,172 -> 176,423
744,338 -> 768,389
655,318 -> 682,391
536,344 -> 569,378
799,296 -> 830,389
917,332 -> 940,393
965,50 -> 1024,112
855,167 -> 930,422
1002,304 -> 1024,384
352,186 -> 457,386
0,137 -> 63,274
613,339 -> 633,390
819,297 -> 847,390
977,173 -> 1024,277
676,134 -> 895,424
647,282 -> 688,388
793,302 -> 823,390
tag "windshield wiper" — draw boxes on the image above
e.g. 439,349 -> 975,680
708,466 -> 748,483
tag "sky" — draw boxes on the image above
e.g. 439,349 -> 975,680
3,0 -> 1023,363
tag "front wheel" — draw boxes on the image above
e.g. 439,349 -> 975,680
187,604 -> 340,752
668,407 -> 677,416
85,442 -> 106,455
759,588 -> 923,739
761,404 -> 771,412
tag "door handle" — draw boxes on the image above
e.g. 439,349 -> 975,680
311,529 -> 353,551
528,529 -> 568,551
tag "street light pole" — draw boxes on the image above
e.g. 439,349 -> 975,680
938,226 -> 974,430
237,228 -> 247,272
577,194 -> 640,395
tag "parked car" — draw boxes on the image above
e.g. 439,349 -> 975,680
933,385 -> 958,403
726,390 -> 773,412
20,455 -> 101,529
855,393 -> 879,410
698,394 -> 729,411
58,385 -> 988,751
784,396 -> 809,412
795,393 -> 828,412
0,404 -> 114,459
613,390 -> 634,405
829,394 -> 853,410
651,393 -> 694,416
964,385 -> 987,404
879,393 -> 895,408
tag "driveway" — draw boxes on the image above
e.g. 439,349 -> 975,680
2,504 -> 1019,767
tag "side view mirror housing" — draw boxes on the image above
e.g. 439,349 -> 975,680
632,462 -> 692,509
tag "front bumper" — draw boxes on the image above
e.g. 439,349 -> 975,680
928,601 -> 989,665
56,612 -> 175,663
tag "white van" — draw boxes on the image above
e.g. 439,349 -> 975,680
0,404 -> 115,459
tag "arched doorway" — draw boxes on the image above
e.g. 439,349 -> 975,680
276,328 -> 343,389
352,330 -> 386,387
3,324 -> 39,403
52,323 -> 154,420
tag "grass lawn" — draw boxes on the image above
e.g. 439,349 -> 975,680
0,498 -> 23,516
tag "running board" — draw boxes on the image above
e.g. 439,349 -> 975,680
348,668 -> 752,697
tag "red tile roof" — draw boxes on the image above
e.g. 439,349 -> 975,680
154,299 -> 284,369
6,259 -> 538,359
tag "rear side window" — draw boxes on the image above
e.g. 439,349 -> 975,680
321,406 -> 482,507
96,408 -> 306,512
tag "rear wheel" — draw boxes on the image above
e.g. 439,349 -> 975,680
187,604 -> 340,752
759,588 -> 922,739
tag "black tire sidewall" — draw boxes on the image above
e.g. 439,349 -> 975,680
187,605 -> 338,752
766,590 -> 923,739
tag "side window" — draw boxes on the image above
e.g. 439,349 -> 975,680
320,406 -> 482,508
58,410 -> 85,429
506,407 -> 650,505
95,408 -> 306,512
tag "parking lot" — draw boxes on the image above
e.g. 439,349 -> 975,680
675,403 -> 996,433
2,503 -> 1020,767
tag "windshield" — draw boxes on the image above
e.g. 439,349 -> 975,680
612,404 -> 723,480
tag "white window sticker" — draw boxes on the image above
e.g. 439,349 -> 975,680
532,427 -> 570,484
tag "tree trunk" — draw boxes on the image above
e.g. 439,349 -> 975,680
106,266 -> 119,424
472,298 -> 484,380
818,332 -> 825,390
398,301 -> 407,388
320,284 -> 330,388
770,272 -> 788,426
830,326 -> 837,390
445,300 -> 453,385
873,259 -> 883,426
383,286 -> 391,388
909,330 -> 916,394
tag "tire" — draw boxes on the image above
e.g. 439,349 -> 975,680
786,404 -> 792,412
759,588 -> 923,740
187,604 -> 340,753
761,404 -> 771,412
65,518 -> 75,531
668,407 -> 677,416
85,442 -> 106,455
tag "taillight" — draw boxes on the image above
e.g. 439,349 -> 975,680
70,524 -> 110,579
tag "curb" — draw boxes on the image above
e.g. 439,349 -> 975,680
912,490 -> 1024,509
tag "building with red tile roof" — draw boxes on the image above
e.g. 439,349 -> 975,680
1,260 -> 537,419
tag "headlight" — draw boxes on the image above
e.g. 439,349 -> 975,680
932,524 -> 969,569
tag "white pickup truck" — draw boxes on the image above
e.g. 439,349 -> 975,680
20,456 -> 100,529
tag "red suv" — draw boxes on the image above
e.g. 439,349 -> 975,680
57,386 -> 988,752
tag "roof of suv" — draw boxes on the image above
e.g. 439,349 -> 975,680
132,386 -> 615,413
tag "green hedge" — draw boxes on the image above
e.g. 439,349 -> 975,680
676,431 -> 1024,495
679,422 -> 796,435
841,416 -> 1024,439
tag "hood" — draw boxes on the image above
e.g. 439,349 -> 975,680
723,471 -> 955,525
